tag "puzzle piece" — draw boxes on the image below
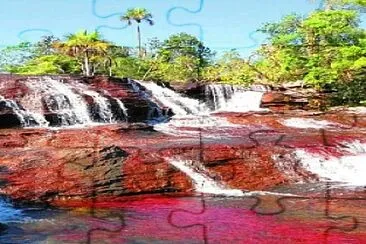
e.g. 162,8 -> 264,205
166,0 -> 267,51
250,182 -> 366,241
91,0 -> 129,32
168,191 -> 366,243
166,0 -> 205,42
168,181 -> 366,243
17,29 -> 54,43
167,109 -> 366,242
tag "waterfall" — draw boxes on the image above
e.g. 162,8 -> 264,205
127,79 -> 167,122
205,84 -> 236,111
1,77 -> 132,128
133,81 -> 265,116
26,77 -> 92,126
295,141 -> 366,186
0,96 -> 49,127
79,89 -> 114,123
205,84 -> 265,112
168,159 -> 245,196
135,80 -> 209,116
114,98 -> 129,121
167,159 -> 294,197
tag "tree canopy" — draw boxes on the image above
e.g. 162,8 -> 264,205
2,2 -> 365,105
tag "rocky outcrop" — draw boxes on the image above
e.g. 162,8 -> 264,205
170,81 -> 329,111
1,107 -> 365,205
0,74 -> 170,127
261,82 -> 329,111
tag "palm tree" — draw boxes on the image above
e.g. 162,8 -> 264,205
121,8 -> 154,57
54,30 -> 110,76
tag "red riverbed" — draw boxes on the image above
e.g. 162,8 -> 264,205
2,192 -> 365,243
1,110 -> 366,243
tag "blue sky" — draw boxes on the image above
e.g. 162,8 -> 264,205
0,0 -> 364,56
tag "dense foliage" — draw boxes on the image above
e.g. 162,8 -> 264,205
0,1 -> 365,105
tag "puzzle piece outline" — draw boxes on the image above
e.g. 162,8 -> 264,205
167,111 -> 366,243
166,0 -> 261,50
91,0 -> 130,32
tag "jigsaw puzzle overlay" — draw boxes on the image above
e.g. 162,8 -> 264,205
1,0 -> 366,243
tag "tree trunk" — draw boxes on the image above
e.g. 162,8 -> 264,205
325,1 -> 332,10
84,53 -> 91,76
137,24 -> 142,58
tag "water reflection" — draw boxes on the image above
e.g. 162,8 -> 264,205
1,185 -> 366,244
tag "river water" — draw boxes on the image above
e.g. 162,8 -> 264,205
1,78 -> 366,243
1,182 -> 366,243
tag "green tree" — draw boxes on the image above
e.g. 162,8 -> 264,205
155,33 -> 214,81
54,30 -> 110,76
34,35 -> 59,56
0,42 -> 36,72
7,54 -> 80,75
203,50 -> 257,84
256,6 -> 365,105
121,8 -> 154,57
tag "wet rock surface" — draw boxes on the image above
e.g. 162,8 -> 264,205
0,74 -> 167,127
0,109 -> 365,205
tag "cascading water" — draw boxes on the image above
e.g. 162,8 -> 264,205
205,84 -> 236,111
114,98 -> 129,121
167,159 -> 245,196
127,79 -> 166,122
134,81 -> 265,115
26,77 -> 92,126
168,158 -> 295,197
76,88 -> 114,123
294,141 -> 366,186
133,81 -> 267,135
135,80 -> 209,116
205,84 -> 266,112
20,77 -> 130,127
0,95 -> 49,127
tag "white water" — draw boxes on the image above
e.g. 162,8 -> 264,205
0,96 -> 49,127
205,84 -> 236,111
295,141 -> 366,186
81,89 -> 114,123
4,78 -> 266,128
23,77 -> 131,126
282,118 -> 340,129
26,77 -> 92,125
137,81 -> 209,116
153,115 -> 242,138
133,81 -> 266,132
168,159 -> 296,197
217,91 -> 266,112
205,84 -> 266,113
168,159 -> 245,196
114,98 -> 129,120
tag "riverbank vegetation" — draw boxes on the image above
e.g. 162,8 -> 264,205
1,0 -> 365,105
